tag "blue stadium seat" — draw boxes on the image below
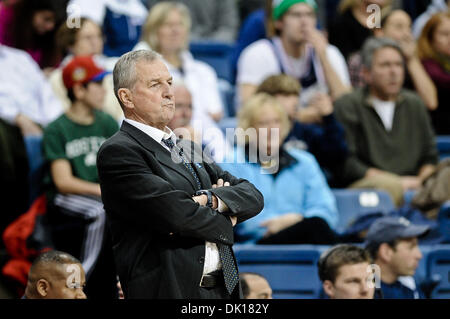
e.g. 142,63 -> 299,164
217,79 -> 236,117
426,246 -> 450,299
332,189 -> 395,234
234,245 -> 325,299
436,136 -> 450,160
438,201 -> 450,243
189,42 -> 236,84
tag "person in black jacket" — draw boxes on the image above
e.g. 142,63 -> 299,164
97,49 -> 264,299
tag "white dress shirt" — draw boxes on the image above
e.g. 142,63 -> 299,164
124,119 -> 225,277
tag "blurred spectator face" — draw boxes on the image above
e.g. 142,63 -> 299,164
385,238 -> 422,277
244,274 -> 273,299
252,103 -> 283,155
169,86 -> 192,129
157,9 -> 188,53
365,47 -> 404,99
276,3 -> 316,44
72,20 -> 104,56
382,10 -> 412,42
431,17 -> 450,57
323,262 -> 374,299
37,263 -> 87,299
274,94 -> 299,121
32,10 -> 56,35
75,81 -> 106,109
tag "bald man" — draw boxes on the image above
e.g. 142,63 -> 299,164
240,272 -> 273,299
24,250 -> 87,299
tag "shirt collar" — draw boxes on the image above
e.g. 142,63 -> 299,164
124,118 -> 176,145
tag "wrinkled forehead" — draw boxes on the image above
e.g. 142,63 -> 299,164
135,59 -> 172,82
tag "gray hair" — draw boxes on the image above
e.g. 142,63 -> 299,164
113,49 -> 162,108
361,37 -> 404,69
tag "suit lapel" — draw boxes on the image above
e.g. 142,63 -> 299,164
121,122 -> 198,190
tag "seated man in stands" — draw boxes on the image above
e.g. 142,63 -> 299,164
318,244 -> 375,299
240,272 -> 273,299
24,250 -> 86,299
256,74 -> 347,186
334,37 -> 439,206
168,82 -> 231,162
236,0 -> 350,108
365,216 -> 430,299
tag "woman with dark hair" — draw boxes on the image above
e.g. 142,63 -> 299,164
418,12 -> 450,134
0,0 -> 68,69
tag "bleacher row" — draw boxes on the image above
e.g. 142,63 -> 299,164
234,244 -> 450,299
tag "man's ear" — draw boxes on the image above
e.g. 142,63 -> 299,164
36,279 -> 50,297
378,243 -> 393,263
362,65 -> 372,85
322,280 -> 335,299
118,88 -> 134,110
73,83 -> 85,100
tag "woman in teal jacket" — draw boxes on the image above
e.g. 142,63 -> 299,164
220,93 -> 339,244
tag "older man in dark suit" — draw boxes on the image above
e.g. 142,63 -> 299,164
97,50 -> 263,299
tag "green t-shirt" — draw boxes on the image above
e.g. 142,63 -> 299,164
43,110 -> 119,195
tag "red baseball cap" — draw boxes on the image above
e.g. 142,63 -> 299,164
62,56 -> 110,89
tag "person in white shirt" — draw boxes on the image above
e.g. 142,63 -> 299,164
236,0 -> 351,116
0,45 -> 63,136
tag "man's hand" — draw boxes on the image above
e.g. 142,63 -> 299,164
260,213 -> 303,238
15,114 -> 42,136
296,106 -> 322,124
309,93 -> 334,117
400,176 -> 421,191
304,28 -> 328,55
192,179 -> 230,211
398,33 -> 416,61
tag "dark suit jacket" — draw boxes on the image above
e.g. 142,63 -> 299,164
97,121 -> 263,299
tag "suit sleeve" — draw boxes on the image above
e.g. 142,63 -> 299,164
203,160 -> 264,224
97,142 -> 236,245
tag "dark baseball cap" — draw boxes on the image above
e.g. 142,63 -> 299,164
365,216 -> 430,245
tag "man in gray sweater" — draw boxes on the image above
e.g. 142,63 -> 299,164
334,37 -> 438,206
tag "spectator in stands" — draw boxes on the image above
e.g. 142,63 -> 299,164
147,0 -> 238,43
135,2 -> 224,130
334,37 -> 438,207
413,0 -> 450,38
24,250 -> 86,299
256,74 -> 347,186
329,0 -> 393,87
417,12 -> 450,135
51,17 -> 123,120
236,0 -> 351,110
366,216 -> 430,299
318,244 -> 375,299
373,9 -> 438,111
220,93 -> 338,245
240,272 -> 273,299
329,0 -> 392,61
67,0 -> 148,57
42,56 -> 119,298
0,45 -> 63,234
0,0 -> 67,70
168,82 -> 230,161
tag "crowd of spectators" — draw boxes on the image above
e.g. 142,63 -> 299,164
0,0 -> 449,299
